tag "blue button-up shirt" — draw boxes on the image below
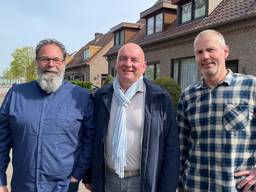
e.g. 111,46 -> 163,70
0,81 -> 94,192
177,71 -> 256,191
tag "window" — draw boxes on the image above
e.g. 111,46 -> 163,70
195,0 -> 206,18
144,63 -> 160,80
114,30 -> 124,46
84,49 -> 90,60
181,2 -> 192,23
171,58 -> 198,89
180,0 -> 207,24
110,67 -> 116,77
155,13 -> 163,33
146,13 -> 163,35
147,17 -> 154,35
226,60 -> 238,73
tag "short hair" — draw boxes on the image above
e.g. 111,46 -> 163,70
194,29 -> 226,48
35,39 -> 67,59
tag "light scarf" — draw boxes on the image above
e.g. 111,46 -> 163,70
112,76 -> 143,178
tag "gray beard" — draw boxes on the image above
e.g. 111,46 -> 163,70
37,70 -> 64,94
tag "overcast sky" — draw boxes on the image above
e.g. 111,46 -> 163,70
0,0 -> 156,75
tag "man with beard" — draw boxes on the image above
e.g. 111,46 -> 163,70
0,39 -> 94,192
177,29 -> 256,191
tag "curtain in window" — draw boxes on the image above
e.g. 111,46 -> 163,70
180,58 -> 198,89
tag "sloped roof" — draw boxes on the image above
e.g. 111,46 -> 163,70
111,22 -> 143,32
66,32 -> 113,69
107,0 -> 256,56
140,0 -> 176,18
139,0 -> 256,46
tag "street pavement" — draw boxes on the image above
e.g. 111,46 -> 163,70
0,85 -> 88,191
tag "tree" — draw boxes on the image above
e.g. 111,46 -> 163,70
9,46 -> 36,82
2,68 -> 13,79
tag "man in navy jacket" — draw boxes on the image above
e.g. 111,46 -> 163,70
86,43 -> 179,192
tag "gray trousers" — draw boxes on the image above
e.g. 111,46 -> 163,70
105,169 -> 141,192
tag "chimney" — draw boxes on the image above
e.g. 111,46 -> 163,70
95,33 -> 103,41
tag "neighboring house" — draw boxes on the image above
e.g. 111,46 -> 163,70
106,0 -> 256,89
65,52 -> 75,65
107,22 -> 144,77
65,32 -> 113,88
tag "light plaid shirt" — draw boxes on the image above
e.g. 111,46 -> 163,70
177,70 -> 256,191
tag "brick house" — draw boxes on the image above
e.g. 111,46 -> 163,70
65,32 -> 113,88
106,0 -> 256,89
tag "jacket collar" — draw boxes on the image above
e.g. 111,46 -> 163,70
99,78 -> 165,112
98,84 -> 113,114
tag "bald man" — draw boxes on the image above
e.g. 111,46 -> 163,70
87,43 -> 179,192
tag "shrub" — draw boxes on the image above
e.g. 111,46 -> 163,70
70,80 -> 92,92
103,75 -> 114,85
154,77 -> 181,109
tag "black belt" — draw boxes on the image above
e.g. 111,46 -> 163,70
106,167 -> 140,177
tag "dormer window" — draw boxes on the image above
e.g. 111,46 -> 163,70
147,12 -> 163,35
180,0 -> 207,24
147,17 -> 154,35
111,23 -> 143,47
155,13 -> 163,33
181,2 -> 192,23
194,0 -> 207,18
84,49 -> 90,60
114,30 -> 124,46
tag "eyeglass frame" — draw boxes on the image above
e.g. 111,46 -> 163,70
36,56 -> 64,65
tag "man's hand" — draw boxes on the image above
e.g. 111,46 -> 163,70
68,176 -> 79,192
84,183 -> 92,192
0,186 -> 9,192
70,176 -> 79,182
235,168 -> 256,192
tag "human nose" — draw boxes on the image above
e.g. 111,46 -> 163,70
202,51 -> 210,59
123,58 -> 133,67
47,59 -> 56,67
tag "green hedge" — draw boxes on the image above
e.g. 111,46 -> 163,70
70,80 -> 92,91
103,75 -> 114,85
69,77 -> 181,108
154,77 -> 181,109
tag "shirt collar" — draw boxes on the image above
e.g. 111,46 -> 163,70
196,69 -> 234,89
137,77 -> 145,93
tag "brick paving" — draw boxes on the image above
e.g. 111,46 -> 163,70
0,85 -> 88,191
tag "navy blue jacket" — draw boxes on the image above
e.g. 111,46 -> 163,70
91,78 -> 179,192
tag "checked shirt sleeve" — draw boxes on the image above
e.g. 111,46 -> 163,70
176,97 -> 192,190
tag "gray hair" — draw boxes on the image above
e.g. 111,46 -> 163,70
194,29 -> 226,48
35,39 -> 67,59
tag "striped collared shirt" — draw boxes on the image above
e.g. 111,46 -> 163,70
177,70 -> 256,191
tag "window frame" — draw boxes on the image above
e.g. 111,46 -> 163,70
144,62 -> 160,80
171,57 -> 199,89
83,49 -> 90,60
179,0 -> 207,24
114,30 -> 124,46
226,60 -> 238,73
146,12 -> 164,36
